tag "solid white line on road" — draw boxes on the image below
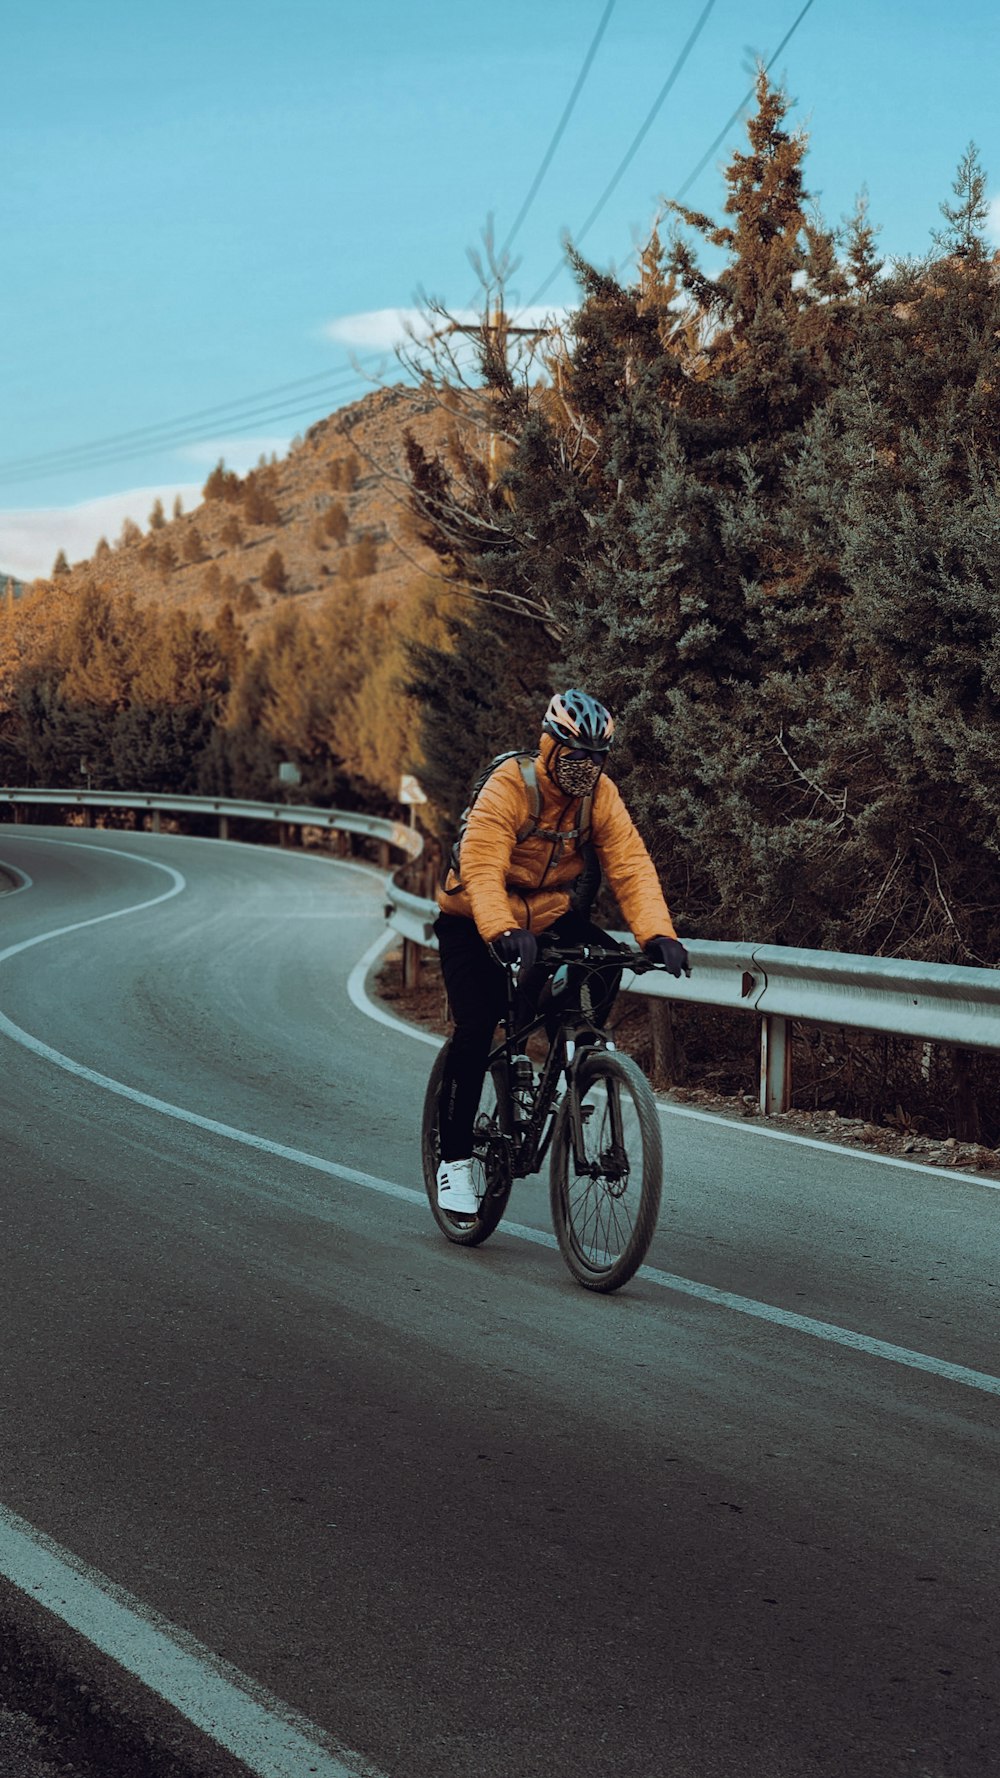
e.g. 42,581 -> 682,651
346,929 -> 444,1049
344,904 -> 1000,1195
5,837 -> 1000,1413
0,839 -> 426,1207
663,1098 -> 1000,1191
0,837 -> 390,1775
0,1503 -> 385,1778
498,1221 -> 1000,1397
0,981 -> 424,1205
0,839 -> 186,956
0,861 -> 33,894
3,969 -> 1000,1398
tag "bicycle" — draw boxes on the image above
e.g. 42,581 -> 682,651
421,939 -> 671,1293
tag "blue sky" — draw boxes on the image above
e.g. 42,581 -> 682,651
2,0 -> 999,577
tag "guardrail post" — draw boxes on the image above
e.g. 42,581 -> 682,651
81,806 -> 93,829
648,1000 -> 678,1085
378,840 -> 390,870
13,803 -> 23,824
151,810 -> 162,834
759,1014 -> 792,1115
402,938 -> 421,990
218,814 -> 229,840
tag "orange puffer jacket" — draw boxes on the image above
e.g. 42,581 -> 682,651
437,732 -> 678,946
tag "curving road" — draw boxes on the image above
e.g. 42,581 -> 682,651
0,826 -> 998,1778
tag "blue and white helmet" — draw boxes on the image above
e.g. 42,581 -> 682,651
542,688 -> 615,754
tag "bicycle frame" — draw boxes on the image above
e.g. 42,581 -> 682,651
491,946 -> 628,1179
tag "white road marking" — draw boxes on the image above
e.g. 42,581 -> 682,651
0,1503 -> 385,1778
0,835 -> 392,1774
4,834 -> 1000,1417
343,895 -> 1000,1195
0,839 -> 186,951
663,1099 -> 1000,1191
0,861 -> 33,894
346,930 -> 444,1049
491,1221 -> 1000,1395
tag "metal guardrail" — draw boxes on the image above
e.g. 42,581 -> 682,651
6,787 -> 999,1117
0,787 -> 421,862
384,879 -> 1000,1115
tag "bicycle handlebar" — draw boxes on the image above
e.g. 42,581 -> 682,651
497,938 -> 679,975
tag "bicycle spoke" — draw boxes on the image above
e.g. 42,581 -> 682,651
551,1050 -> 663,1290
422,1041 -> 513,1248
570,1078 -> 644,1263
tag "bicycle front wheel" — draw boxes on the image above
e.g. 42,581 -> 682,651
421,1042 -> 513,1248
549,1049 -> 662,1292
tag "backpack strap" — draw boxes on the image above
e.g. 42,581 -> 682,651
445,753 -> 593,894
514,756 -> 541,842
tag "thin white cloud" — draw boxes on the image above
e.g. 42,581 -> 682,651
177,434 -> 292,471
0,483 -> 203,582
323,305 -> 569,352
0,435 -> 295,581
987,194 -> 1000,247
324,308 -> 469,351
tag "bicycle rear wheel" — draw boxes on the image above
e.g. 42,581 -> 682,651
549,1049 -> 662,1292
421,1042 -> 513,1247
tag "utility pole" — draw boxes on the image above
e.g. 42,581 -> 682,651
430,301 -> 554,485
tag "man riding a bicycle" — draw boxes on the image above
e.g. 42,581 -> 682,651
433,687 -> 689,1218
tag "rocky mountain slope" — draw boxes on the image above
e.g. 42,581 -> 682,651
35,383 -> 452,630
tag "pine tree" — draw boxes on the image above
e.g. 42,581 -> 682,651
933,141 -> 990,259
349,532 -> 377,578
148,498 -> 166,530
203,460 -> 243,503
243,477 -> 282,527
323,501 -> 349,545
844,189 -> 884,293
328,455 -> 359,492
261,549 -> 287,594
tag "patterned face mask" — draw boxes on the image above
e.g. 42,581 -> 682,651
553,750 -> 603,797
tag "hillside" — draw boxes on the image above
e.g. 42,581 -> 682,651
33,383 -> 453,630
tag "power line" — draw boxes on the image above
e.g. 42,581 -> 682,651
0,368 -> 379,490
527,0 -> 719,305
673,0 -> 819,202
498,0 -> 617,260
0,356 -> 385,486
527,0 -> 819,308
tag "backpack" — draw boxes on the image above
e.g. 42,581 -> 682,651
444,750 -> 595,891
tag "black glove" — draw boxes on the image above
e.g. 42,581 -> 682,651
644,935 -> 690,978
491,929 -> 539,971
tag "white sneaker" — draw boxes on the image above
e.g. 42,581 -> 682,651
436,1157 -> 479,1218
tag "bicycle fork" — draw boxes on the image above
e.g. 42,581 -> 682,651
564,1036 -> 625,1178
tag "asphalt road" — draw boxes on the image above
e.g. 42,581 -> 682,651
0,825 -> 997,1778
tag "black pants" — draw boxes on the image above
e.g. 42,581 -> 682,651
434,909 -> 622,1162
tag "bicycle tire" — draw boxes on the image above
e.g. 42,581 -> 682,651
421,1042 -> 513,1247
549,1049 -> 662,1292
